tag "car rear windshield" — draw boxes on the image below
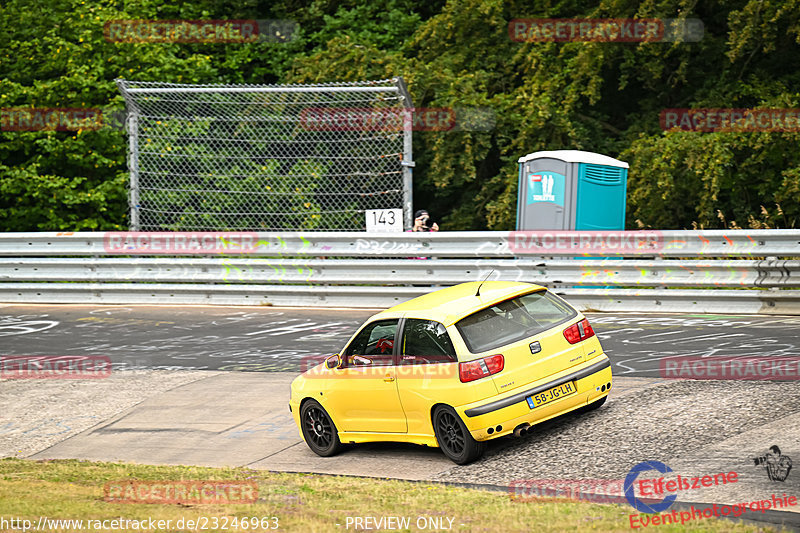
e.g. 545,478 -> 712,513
455,290 -> 577,353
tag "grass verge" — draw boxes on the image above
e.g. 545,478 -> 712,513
0,458 -> 785,532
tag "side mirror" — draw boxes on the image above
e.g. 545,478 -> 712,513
325,354 -> 341,369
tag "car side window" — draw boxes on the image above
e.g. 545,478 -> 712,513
400,319 -> 457,365
343,319 -> 397,367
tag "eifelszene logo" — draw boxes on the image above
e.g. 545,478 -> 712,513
753,445 -> 793,482
624,461 -> 677,513
625,461 -> 740,516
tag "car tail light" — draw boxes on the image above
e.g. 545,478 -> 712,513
563,318 -> 595,344
459,354 -> 504,383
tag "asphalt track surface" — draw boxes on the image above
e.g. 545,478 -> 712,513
3,304 -> 800,375
3,304 -> 800,531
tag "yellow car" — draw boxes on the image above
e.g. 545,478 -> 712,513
289,281 -> 611,464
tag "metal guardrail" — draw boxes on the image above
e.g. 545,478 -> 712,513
0,231 -> 798,314
1,258 -> 798,288
1,229 -> 798,257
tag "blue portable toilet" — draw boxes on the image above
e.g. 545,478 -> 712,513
516,150 -> 629,230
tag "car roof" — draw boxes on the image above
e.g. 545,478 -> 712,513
372,281 -> 547,327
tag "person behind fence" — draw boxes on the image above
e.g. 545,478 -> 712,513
753,445 -> 793,482
407,209 -> 439,262
411,210 -> 439,232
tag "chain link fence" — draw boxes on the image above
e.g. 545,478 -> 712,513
116,78 -> 413,231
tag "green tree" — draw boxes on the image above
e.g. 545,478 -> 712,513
3,0 -> 800,231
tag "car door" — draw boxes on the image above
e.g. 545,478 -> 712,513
395,318 -> 460,435
326,318 -> 408,433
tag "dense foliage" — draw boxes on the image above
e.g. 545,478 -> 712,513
1,0 -> 799,231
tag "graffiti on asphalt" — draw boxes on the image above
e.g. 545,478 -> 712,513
0,315 -> 59,337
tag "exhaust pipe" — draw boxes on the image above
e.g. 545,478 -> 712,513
513,423 -> 530,437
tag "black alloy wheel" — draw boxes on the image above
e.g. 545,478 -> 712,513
433,405 -> 485,465
300,400 -> 343,457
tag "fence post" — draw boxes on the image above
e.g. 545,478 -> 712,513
128,113 -> 140,231
396,76 -> 415,230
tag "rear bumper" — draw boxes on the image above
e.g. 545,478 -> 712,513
458,355 -> 612,440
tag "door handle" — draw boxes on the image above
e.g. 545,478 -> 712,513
384,374 -> 395,382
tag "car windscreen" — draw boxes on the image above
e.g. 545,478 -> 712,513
455,290 -> 577,353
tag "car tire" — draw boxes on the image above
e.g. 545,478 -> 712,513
432,405 -> 485,465
300,399 -> 343,457
578,395 -> 607,414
